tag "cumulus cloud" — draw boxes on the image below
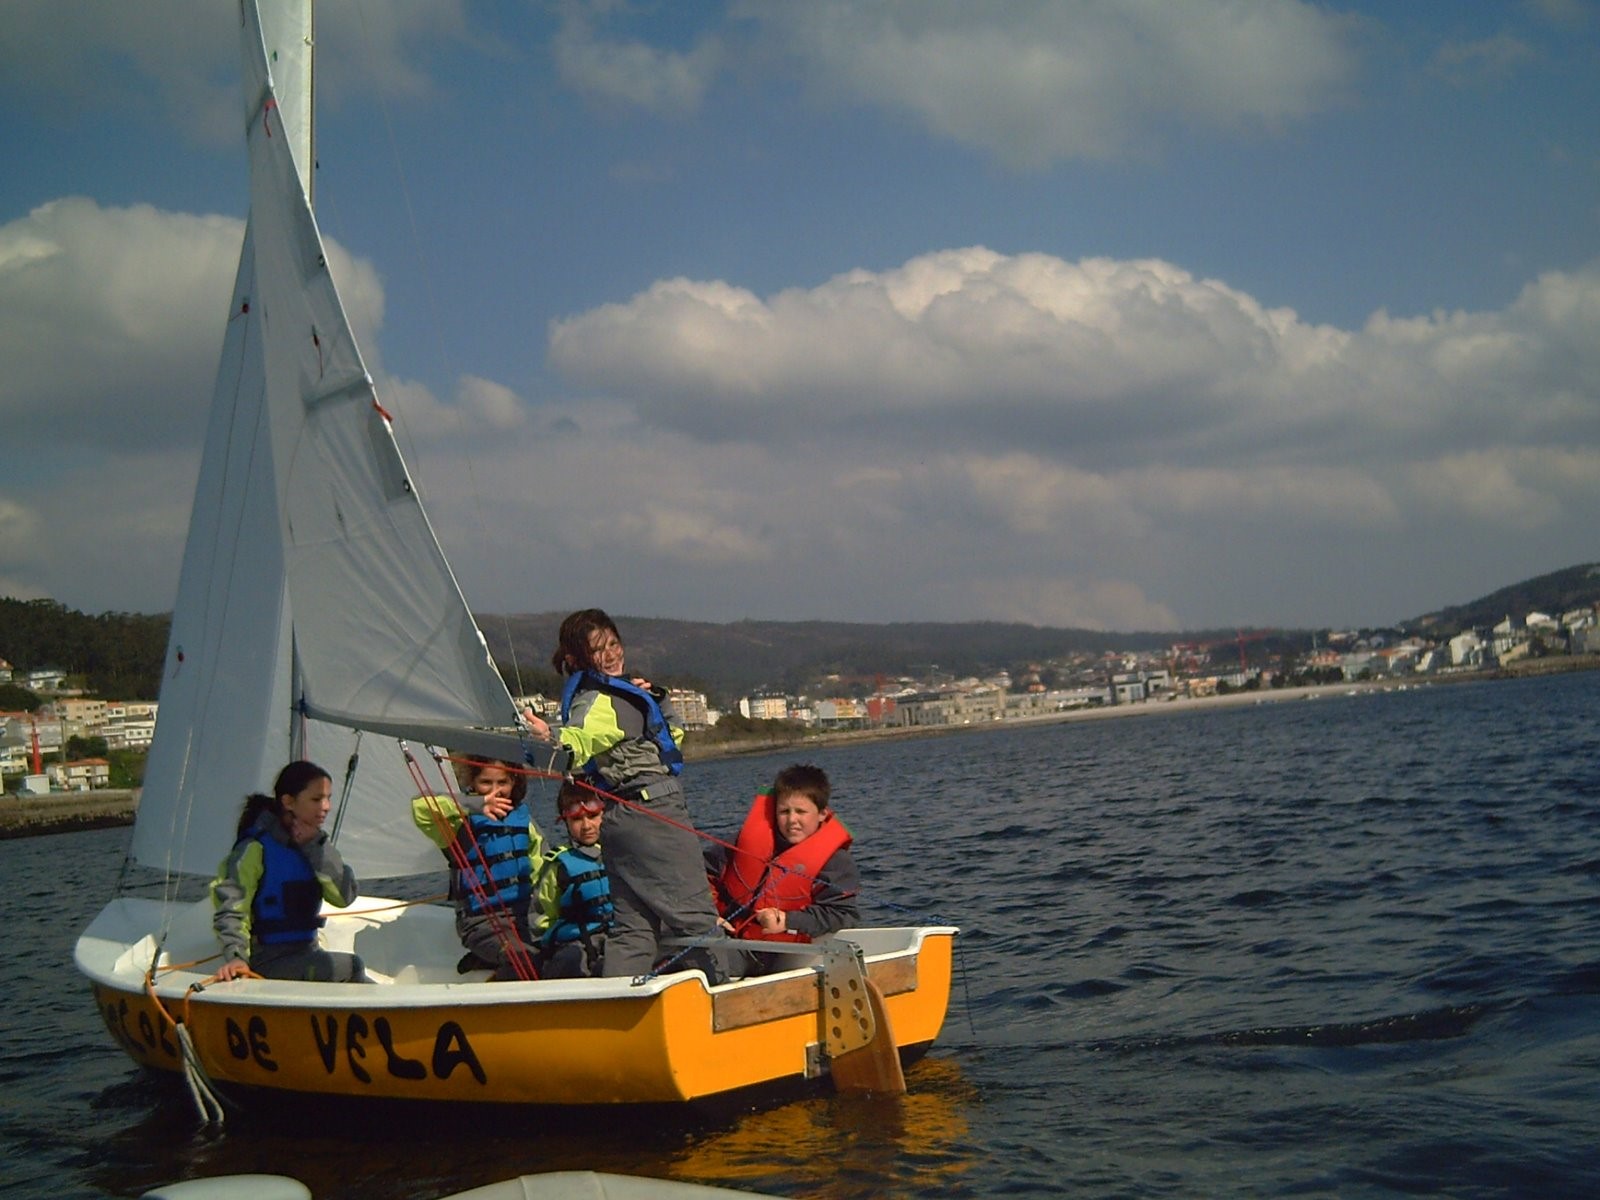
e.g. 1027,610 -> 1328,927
733,0 -> 1358,166
550,247 -> 1600,470
385,374 -> 530,441
0,198 -> 386,454
0,199 -> 242,451
8,220 -> 1598,627
549,249 -> 1314,451
536,246 -> 1600,625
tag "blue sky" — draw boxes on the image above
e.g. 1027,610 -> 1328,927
2,0 -> 1597,632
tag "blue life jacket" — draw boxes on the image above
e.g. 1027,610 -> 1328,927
541,847 -> 614,949
458,802 -> 535,915
249,831 -> 324,946
558,670 -> 684,783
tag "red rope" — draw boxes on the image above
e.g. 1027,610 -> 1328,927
403,748 -> 540,981
481,760 -> 819,928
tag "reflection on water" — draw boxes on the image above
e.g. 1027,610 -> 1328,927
664,1057 -> 978,1198
78,1056 -> 978,1200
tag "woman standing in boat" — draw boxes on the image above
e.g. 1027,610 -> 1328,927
525,609 -> 729,982
211,760 -> 367,983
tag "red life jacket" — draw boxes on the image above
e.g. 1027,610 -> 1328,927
716,791 -> 851,943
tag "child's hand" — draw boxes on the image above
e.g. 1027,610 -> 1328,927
481,794 -> 513,820
754,907 -> 787,934
216,958 -> 250,981
523,707 -> 551,740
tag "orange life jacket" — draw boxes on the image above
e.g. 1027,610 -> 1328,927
716,791 -> 851,943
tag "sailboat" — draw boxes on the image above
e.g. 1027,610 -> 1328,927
73,0 -> 955,1109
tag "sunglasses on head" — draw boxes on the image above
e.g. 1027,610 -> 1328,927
561,797 -> 605,818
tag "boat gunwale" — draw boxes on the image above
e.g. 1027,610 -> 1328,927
76,894 -> 957,1011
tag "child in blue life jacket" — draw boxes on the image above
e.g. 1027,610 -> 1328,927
412,756 -> 547,981
524,608 -> 730,983
707,763 -> 860,965
212,759 -> 367,983
534,780 -> 614,979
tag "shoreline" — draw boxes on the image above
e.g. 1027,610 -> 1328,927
6,658 -> 1593,837
683,654 -> 1600,762
685,677 -> 1396,763
0,789 -> 139,840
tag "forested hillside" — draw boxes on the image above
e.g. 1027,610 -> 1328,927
1400,562 -> 1600,636
5,561 -> 1597,705
0,598 -> 167,699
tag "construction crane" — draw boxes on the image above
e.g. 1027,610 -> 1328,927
1232,629 -> 1275,673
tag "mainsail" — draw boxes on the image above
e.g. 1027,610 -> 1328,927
134,2 -> 528,879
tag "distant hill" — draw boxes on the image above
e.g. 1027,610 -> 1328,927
478,614 -> 1288,704
5,562 -> 1597,706
1399,562 -> 1600,636
484,562 -> 1600,702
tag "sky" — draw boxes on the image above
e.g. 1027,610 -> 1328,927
2,0 -> 1597,634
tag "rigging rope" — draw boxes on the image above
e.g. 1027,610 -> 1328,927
475,761 -> 962,988
401,743 -> 541,981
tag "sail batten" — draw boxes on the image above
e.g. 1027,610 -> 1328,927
134,0 -> 522,880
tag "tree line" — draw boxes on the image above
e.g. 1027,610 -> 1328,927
0,598 -> 169,700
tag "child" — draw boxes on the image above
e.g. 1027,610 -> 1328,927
412,756 -> 546,981
534,780 -> 614,979
525,608 -> 729,982
212,760 -> 367,982
708,763 -> 860,954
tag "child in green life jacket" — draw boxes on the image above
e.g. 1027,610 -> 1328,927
412,756 -> 547,981
534,780 -> 614,979
212,759 -> 366,983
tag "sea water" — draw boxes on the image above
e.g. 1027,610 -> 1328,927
3,671 -> 1598,1198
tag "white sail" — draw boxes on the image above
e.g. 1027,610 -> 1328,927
134,1 -> 530,880
255,0 -> 314,199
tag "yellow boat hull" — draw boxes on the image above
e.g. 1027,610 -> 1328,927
81,897 -> 954,1106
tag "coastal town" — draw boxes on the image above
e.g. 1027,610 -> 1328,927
4,601 -> 1597,798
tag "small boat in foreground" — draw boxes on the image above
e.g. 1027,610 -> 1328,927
80,893 -> 953,1105
143,1169 -> 785,1199
74,0 -> 954,1111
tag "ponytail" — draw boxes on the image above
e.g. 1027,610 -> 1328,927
235,792 -> 278,840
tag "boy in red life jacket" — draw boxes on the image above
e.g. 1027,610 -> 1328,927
707,764 -> 860,961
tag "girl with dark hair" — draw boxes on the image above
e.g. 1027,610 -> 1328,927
211,760 -> 366,982
526,609 -> 729,982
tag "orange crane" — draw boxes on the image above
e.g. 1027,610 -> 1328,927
1232,629 -> 1275,673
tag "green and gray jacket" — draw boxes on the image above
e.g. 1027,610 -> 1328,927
210,809 -> 357,967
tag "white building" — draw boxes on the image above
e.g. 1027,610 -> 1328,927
740,694 -> 790,721
1449,630 -> 1486,668
50,758 -> 111,790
